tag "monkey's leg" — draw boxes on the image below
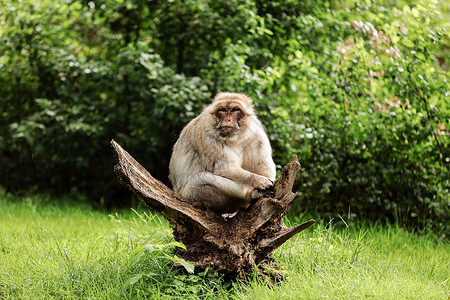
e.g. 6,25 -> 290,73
180,172 -> 252,213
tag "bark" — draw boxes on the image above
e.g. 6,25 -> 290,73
111,139 -> 315,281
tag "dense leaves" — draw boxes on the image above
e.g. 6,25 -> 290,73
0,0 -> 448,233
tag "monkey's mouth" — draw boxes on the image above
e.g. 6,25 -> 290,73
219,126 -> 238,136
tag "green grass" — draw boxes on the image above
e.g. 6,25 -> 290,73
0,191 -> 448,299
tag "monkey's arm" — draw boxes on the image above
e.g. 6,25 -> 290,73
214,167 -> 274,191
181,171 -> 253,201
240,134 -> 276,180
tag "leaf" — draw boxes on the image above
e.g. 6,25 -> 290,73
309,66 -> 319,74
401,39 -> 415,48
169,241 -> 187,250
128,274 -> 143,285
391,36 -> 400,44
120,274 -> 143,292
174,256 -> 195,274
263,28 -> 274,35
415,52 -> 425,61
143,244 -> 164,252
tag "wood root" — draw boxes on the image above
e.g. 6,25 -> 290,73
111,139 -> 315,282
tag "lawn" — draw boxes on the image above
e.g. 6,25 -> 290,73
0,191 -> 448,299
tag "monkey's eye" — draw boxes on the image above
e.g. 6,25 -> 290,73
231,108 -> 241,112
217,108 -> 227,112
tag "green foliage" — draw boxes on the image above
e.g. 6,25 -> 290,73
259,0 -> 450,233
0,0 -> 210,200
0,0 -> 448,231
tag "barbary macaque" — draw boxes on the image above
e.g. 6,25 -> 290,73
169,92 -> 276,214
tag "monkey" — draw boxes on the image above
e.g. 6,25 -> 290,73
168,92 -> 276,214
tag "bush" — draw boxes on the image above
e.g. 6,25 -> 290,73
0,0 -> 448,233
0,0 -> 210,203
262,1 -> 449,232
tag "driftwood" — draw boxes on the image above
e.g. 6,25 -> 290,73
111,139 -> 315,281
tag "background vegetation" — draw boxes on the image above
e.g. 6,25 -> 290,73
0,0 -> 448,233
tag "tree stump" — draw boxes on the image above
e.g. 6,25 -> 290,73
111,139 -> 315,281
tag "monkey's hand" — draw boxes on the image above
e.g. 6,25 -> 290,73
250,176 -> 274,200
255,175 -> 274,189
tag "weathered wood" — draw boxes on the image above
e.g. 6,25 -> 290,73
111,139 -> 315,281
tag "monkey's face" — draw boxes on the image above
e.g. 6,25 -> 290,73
214,102 -> 246,137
